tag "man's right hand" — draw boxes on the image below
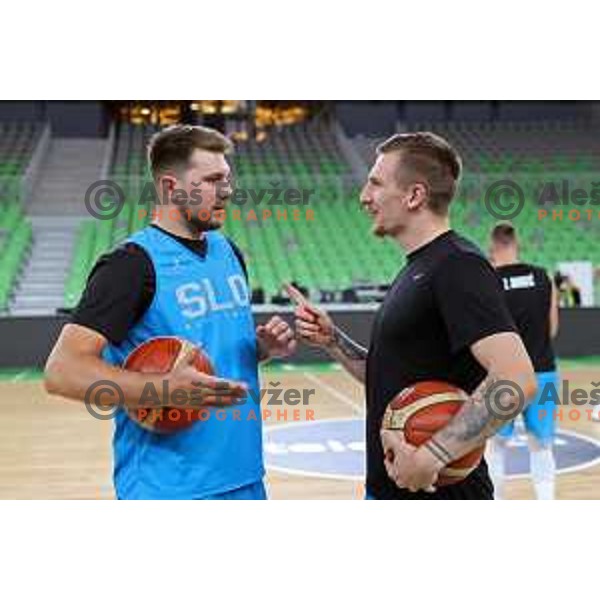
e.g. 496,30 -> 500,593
285,283 -> 367,384
286,283 -> 335,348
163,348 -> 248,408
44,324 -> 249,411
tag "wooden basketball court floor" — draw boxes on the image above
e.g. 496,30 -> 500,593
1,359 -> 599,499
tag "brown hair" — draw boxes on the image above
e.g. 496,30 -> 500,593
491,221 -> 518,245
147,124 -> 233,178
376,132 -> 462,215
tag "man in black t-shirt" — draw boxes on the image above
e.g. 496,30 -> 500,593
290,132 -> 537,500
488,223 -> 559,500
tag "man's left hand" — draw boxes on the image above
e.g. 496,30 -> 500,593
256,316 -> 297,361
381,429 -> 445,493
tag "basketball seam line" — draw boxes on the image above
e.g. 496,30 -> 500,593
385,392 -> 467,430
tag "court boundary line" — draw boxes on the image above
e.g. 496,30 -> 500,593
301,372 -> 365,417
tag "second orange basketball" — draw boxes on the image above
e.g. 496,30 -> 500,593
381,380 -> 485,486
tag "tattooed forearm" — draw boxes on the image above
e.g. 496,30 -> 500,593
332,327 -> 368,361
432,375 -> 523,460
327,327 -> 367,383
447,400 -> 498,442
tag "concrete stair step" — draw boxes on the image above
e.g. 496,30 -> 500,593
30,234 -> 75,241
16,286 -> 64,294
32,220 -> 82,225
26,261 -> 70,269
41,166 -> 102,173
24,265 -> 69,271
35,190 -> 93,198
8,307 -> 62,316
35,187 -> 94,196
28,207 -> 91,216
33,245 -> 72,254
25,262 -> 70,271
34,229 -> 77,235
20,269 -> 68,277
36,178 -> 97,185
22,280 -> 69,288
19,274 -> 65,283
29,247 -> 72,255
43,170 -> 103,176
37,171 -> 100,177
34,242 -> 74,250
22,258 -> 69,266
34,232 -> 78,238
24,262 -> 69,269
30,248 -> 71,262
29,245 -> 72,253
12,296 -> 65,306
33,234 -> 75,240
19,276 -> 68,285
45,152 -> 104,157
31,200 -> 88,206
34,232 -> 75,238
43,155 -> 103,161
17,285 -> 64,294
31,230 -> 77,237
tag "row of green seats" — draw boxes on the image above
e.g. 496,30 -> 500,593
0,219 -> 31,310
0,161 -> 26,175
0,201 -> 24,254
61,191 -> 599,304
473,155 -> 598,173
234,163 -> 348,176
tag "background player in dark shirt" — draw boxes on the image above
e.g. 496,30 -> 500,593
290,132 -> 537,499
488,223 -> 559,500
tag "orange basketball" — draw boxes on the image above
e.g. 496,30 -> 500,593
123,336 -> 214,434
381,381 -> 485,486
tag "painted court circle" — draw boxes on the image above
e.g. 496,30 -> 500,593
264,418 -> 600,480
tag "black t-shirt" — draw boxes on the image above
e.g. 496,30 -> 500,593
366,230 -> 517,500
495,263 -> 556,372
71,224 -> 247,345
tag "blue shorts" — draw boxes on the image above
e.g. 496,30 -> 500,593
496,371 -> 558,444
200,480 -> 267,500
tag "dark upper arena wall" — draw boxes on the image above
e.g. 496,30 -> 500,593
0,307 -> 598,369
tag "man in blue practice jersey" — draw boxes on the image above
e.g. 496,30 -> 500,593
45,125 -> 296,499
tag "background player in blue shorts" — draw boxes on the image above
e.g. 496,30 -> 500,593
488,223 -> 560,500
44,125 -> 296,499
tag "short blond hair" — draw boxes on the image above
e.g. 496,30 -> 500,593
377,132 -> 462,215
